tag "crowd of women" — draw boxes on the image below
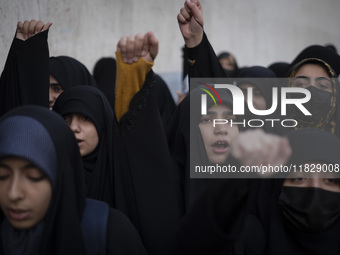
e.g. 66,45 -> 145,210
0,0 -> 340,254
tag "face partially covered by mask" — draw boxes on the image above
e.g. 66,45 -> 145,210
279,186 -> 340,233
279,171 -> 340,233
287,60 -> 337,133
289,86 -> 334,123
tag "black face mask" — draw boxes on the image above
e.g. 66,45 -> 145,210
290,86 -> 333,123
278,187 -> 340,233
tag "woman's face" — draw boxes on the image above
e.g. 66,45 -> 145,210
0,157 -> 52,229
199,104 -> 239,164
64,113 -> 99,156
283,162 -> 340,192
219,56 -> 236,71
49,75 -> 64,110
291,64 -> 332,93
238,83 -> 267,110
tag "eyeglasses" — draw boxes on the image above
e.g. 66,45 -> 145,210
291,76 -> 333,93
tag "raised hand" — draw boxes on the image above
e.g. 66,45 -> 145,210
177,0 -> 204,48
16,19 -> 52,41
116,31 -> 158,64
230,129 -> 292,169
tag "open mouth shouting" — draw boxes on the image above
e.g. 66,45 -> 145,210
211,140 -> 230,153
76,138 -> 84,147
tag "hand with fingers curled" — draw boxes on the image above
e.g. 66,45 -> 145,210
230,129 -> 292,175
116,31 -> 158,64
16,19 -> 52,41
115,31 -> 158,121
177,0 -> 204,48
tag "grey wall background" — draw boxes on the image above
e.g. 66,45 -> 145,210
1,0 -> 339,100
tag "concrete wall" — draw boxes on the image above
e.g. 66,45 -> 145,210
1,0 -> 339,99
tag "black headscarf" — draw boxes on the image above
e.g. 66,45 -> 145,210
92,57 -> 116,111
49,56 -> 97,90
290,45 -> 340,76
53,86 -> 114,206
268,62 -> 290,78
0,105 -> 86,254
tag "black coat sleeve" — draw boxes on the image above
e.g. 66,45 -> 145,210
152,73 -> 176,129
186,32 -> 228,79
0,30 -> 49,116
106,208 -> 148,255
114,71 -> 182,255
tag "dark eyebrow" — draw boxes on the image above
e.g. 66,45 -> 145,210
206,111 -> 218,117
315,77 -> 331,82
240,86 -> 260,92
0,163 -> 10,170
63,114 -> 75,121
294,76 -> 310,80
0,162 -> 37,171
222,111 -> 234,118
206,110 -> 234,116
21,164 -> 38,171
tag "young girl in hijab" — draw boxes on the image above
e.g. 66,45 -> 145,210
286,58 -> 340,136
0,105 -> 147,255
184,85 -> 240,208
178,128 -> 340,255
53,86 -> 114,207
